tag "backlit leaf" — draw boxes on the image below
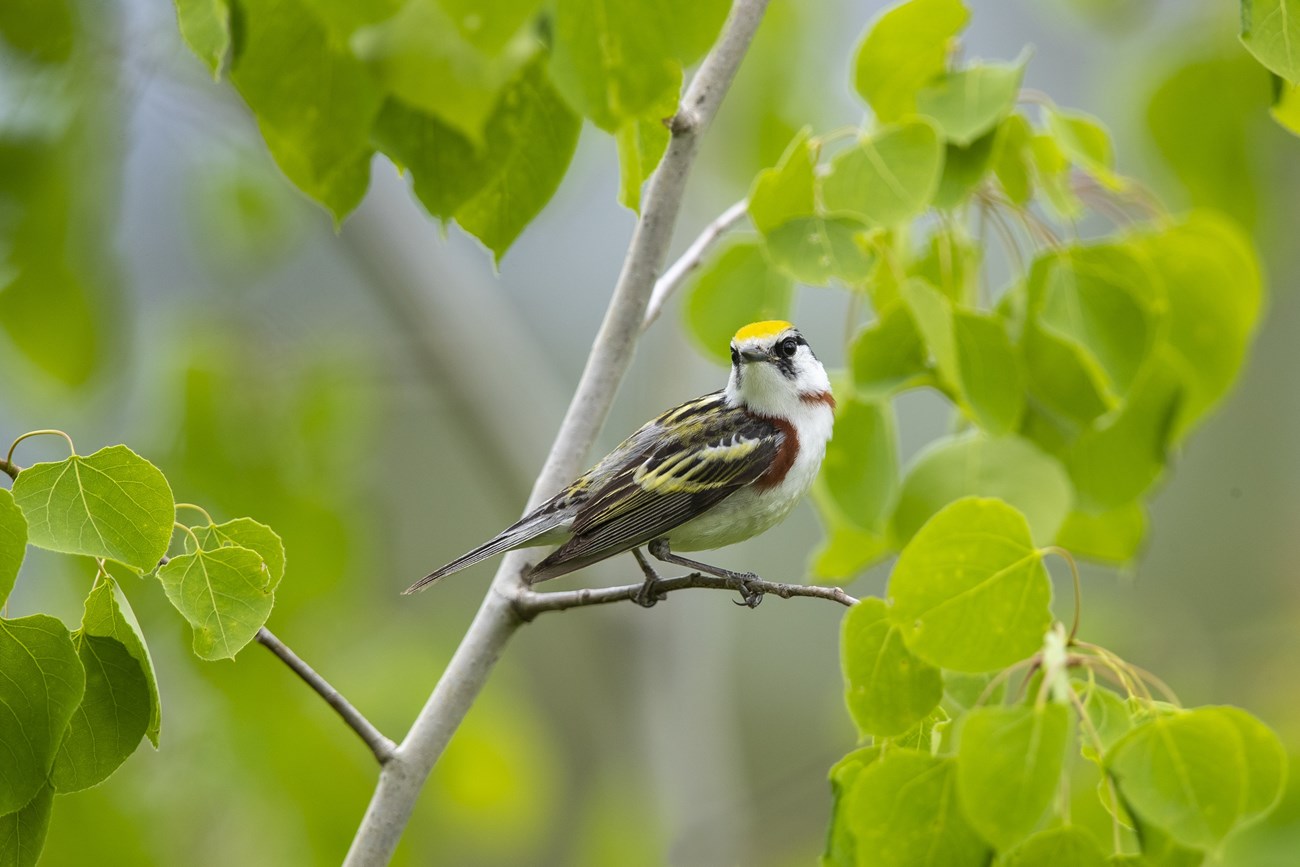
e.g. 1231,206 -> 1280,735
892,432 -> 1072,547
0,615 -> 84,814
821,120 -> 944,228
933,130 -> 998,210
1107,706 -> 1287,849
1057,502 -> 1147,565
916,58 -> 1027,146
956,703 -> 1069,849
373,57 -> 582,260
196,517 -> 287,591
842,598 -> 942,737
0,785 -> 53,867
173,0 -> 230,78
850,304 -> 929,399
843,750 -> 990,867
953,309 -> 1023,434
1002,826 -> 1108,867
890,497 -> 1053,671
550,0 -> 681,132
79,579 -> 162,746
748,127 -> 817,235
51,631 -> 151,792
764,217 -> 874,285
821,398 -> 898,532
993,113 -> 1034,205
684,240 -> 793,365
157,546 -> 274,661
852,0 -> 970,122
1047,108 -> 1120,188
616,111 -> 671,213
11,445 -> 175,572
822,746 -> 881,867
351,0 -> 538,143
1240,0 -> 1300,84
229,0 -> 382,220
0,490 -> 25,606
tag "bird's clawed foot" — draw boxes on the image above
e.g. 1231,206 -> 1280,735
732,572 -> 765,608
634,579 -> 667,608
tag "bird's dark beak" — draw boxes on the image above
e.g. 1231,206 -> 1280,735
739,348 -> 769,363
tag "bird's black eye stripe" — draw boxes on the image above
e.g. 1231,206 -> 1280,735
730,346 -> 740,365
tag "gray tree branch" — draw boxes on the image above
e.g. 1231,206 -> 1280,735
343,2 -> 775,863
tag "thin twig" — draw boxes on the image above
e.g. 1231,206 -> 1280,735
642,199 -> 749,330
515,572 -> 857,619
255,628 -> 397,765
0,458 -> 18,481
344,3 -> 774,863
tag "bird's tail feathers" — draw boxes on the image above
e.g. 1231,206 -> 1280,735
403,513 -> 567,595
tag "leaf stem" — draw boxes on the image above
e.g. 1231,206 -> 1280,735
255,627 -> 397,765
175,503 -> 215,526
173,522 -> 202,553
1043,546 -> 1083,644
6,429 -> 77,466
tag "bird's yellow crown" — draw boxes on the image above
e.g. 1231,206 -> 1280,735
734,320 -> 794,342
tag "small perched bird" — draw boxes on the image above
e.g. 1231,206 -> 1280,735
405,321 -> 835,606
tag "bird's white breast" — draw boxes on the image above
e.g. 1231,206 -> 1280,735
666,400 -> 835,552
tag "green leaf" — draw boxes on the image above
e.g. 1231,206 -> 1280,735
297,0 -> 404,40
1022,321 -> 1113,426
173,0 -> 230,77
892,432 -> 1072,548
953,309 -> 1024,434
549,0 -> 682,132
956,703 -> 1069,849
764,217 -> 874,285
821,399 -> 898,531
157,546 -> 275,661
1065,356 -> 1183,510
843,750 -> 990,867
1002,826 -> 1108,867
889,497 -> 1053,672
901,278 -> 958,386
11,445 -> 175,572
852,0 -> 971,122
842,598 -> 942,738
820,120 -> 944,228
616,112 -> 671,213
1046,108 -> 1120,188
916,58 -> 1027,146
1272,76 -> 1300,135
0,615 -> 85,815
51,631 -> 151,793
196,517 -> 287,591
850,304 -> 929,399
229,0 -> 382,221
1029,132 -> 1082,219
658,0 -> 730,65
683,240 -> 793,364
0,0 -> 74,63
351,0 -> 538,144
1030,244 -> 1158,399
1057,502 -> 1147,565
0,785 -> 53,867
993,114 -> 1034,205
0,490 -> 25,607
1106,706 -> 1287,849
1135,214 -> 1263,439
1240,0 -> 1300,84
933,130 -> 998,210
79,580 -> 161,746
822,746 -> 881,867
373,57 -> 582,260
809,492 -> 893,583
1079,683 -> 1134,756
748,127 -> 817,235
422,0 -> 541,52
909,230 -> 980,305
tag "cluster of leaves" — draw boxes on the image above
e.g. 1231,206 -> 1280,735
0,434 -> 284,866
824,495 -> 1286,865
681,0 -> 1263,581
172,0 -> 733,258
677,0 -> 1281,862
1239,0 -> 1300,135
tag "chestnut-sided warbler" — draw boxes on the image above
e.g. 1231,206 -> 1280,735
405,321 -> 835,605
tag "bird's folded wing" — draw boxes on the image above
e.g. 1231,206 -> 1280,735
529,410 -> 782,580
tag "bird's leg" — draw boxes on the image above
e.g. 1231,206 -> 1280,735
631,547 -> 667,608
647,539 -> 765,608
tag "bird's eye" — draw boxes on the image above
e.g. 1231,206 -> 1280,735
779,338 -> 798,358
730,346 -> 740,365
